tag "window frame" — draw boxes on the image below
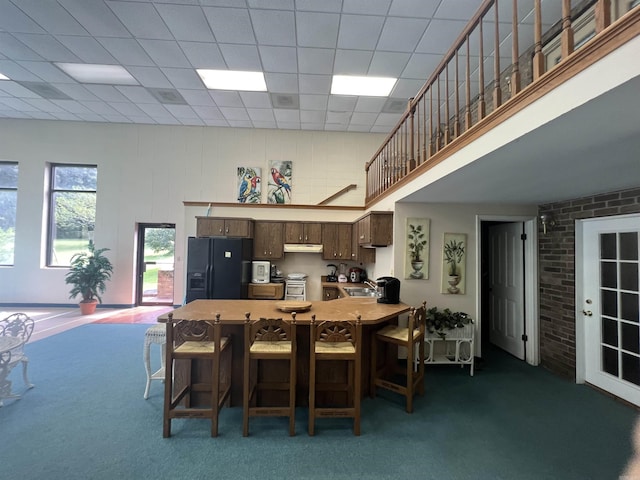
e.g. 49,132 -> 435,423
46,163 -> 98,267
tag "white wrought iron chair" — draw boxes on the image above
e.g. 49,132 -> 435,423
0,313 -> 35,406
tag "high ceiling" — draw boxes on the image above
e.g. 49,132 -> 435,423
0,0 -> 547,132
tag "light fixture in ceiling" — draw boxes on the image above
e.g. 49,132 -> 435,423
0,72 -> 9,80
197,69 -> 267,91
331,75 -> 397,97
55,63 -> 138,85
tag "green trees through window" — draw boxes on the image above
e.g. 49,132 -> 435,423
0,162 -> 18,265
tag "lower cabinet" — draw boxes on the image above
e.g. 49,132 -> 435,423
248,283 -> 284,300
322,286 -> 341,301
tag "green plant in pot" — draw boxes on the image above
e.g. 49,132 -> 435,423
408,223 -> 427,279
443,239 -> 465,276
65,242 -> 114,315
425,307 -> 472,339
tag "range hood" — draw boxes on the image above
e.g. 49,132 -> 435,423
283,243 -> 323,253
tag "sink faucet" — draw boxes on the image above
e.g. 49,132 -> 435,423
364,279 -> 378,290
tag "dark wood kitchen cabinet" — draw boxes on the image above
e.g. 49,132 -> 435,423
284,222 -> 322,244
253,221 -> 284,260
322,223 -> 352,260
196,217 -> 254,238
356,212 -> 393,247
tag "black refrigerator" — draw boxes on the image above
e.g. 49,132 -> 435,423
185,236 -> 253,303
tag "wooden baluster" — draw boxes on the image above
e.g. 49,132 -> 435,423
444,64 -> 450,145
510,0 -> 521,96
429,87 -> 435,157
454,49 -> 461,137
533,0 -> 544,80
561,0 -> 574,60
408,100 -> 415,172
422,94 -> 427,162
478,16 -> 486,120
493,1 -> 502,109
436,74 -> 442,151
465,36 -> 472,130
595,0 -> 611,33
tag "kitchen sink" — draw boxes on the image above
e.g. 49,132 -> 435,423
342,287 -> 380,298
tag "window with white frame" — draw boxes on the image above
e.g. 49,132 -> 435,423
0,162 -> 18,266
47,164 -> 97,267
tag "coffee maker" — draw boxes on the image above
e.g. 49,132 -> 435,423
376,276 -> 401,304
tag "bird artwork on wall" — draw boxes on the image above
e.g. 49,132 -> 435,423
237,167 -> 262,204
268,161 -> 292,204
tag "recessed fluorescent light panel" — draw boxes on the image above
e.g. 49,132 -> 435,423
0,72 -> 9,80
55,63 -> 138,85
197,69 -> 267,91
331,75 -> 397,97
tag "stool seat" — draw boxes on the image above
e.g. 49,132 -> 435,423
143,324 -> 166,400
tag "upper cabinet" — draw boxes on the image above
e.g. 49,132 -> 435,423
322,223 -> 352,260
284,222 -> 322,244
356,212 -> 393,247
196,217 -> 254,238
253,221 -> 284,260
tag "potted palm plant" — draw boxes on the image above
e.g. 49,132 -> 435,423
443,238 -> 465,293
65,242 -> 114,315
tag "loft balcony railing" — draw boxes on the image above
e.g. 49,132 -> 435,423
365,0 -> 640,205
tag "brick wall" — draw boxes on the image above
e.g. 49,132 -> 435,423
538,187 -> 640,379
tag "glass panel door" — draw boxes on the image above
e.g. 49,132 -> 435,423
136,223 -> 175,306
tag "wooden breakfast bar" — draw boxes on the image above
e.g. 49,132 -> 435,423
158,297 -> 410,407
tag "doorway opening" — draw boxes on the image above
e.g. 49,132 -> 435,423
136,223 -> 176,306
477,216 -> 539,365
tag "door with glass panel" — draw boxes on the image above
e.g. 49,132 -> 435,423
582,215 -> 640,406
136,223 -> 175,306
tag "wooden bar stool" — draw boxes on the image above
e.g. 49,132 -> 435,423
242,312 -> 297,436
308,314 -> 362,436
163,313 -> 232,437
370,301 -> 426,413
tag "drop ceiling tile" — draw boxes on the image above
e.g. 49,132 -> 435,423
179,89 -> 215,106
76,112 -> 107,122
114,86 -> 157,103
84,85 -> 130,102
252,120 -> 278,129
434,0 -> 484,20
202,7 -> 256,44
337,15 -> 385,50
220,106 -> 250,121
247,108 -> 275,122
55,36 -> 117,64
27,111 -> 57,120
378,17 -> 427,52
240,91 -> 271,108
192,105 -> 223,119
14,0 -> 88,35
403,53 -> 442,79
300,110 -> 325,123
81,101 -> 121,115
389,0 -> 439,18
299,94 -> 327,110
0,97 -> 39,111
259,46 -> 298,74
0,60 -> 43,81
155,4 -> 215,42
350,111 -> 379,125
13,34 -> 80,62
247,0 -> 294,8
161,68 -> 203,89
326,110 -> 351,124
109,101 -> 147,116
274,109 -> 299,122
100,114 -> 133,123
295,0 -> 342,12
179,42 -> 226,69
136,102 -> 172,118
179,117 -> 205,126
18,61 -> 74,83
354,96 -> 386,112
0,81 -> 42,98
343,0 -> 392,15
250,9 -> 296,46
50,99 -> 94,114
328,95 -> 357,111
106,1 -> 173,40
264,73 -> 299,93
139,40 -> 191,68
219,44 -> 262,70
209,90 -> 243,107
58,0 -> 131,37
98,38 -> 155,67
229,119 -> 254,127
0,33 -> 43,61
52,83 -> 100,101
368,51 -> 410,77
51,111 -> 80,121
416,19 -> 469,55
164,104 -> 198,118
300,123 -> 324,130
333,50 -> 373,75
127,66 -> 172,88
296,12 -> 339,48
0,2 -> 46,34
391,78 -> 424,98
374,112 -> 402,126
297,48 -> 334,75
298,74 -> 331,94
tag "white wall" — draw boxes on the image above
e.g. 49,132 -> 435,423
0,119 -> 384,306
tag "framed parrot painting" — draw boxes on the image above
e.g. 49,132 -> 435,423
237,167 -> 262,204
268,160 -> 292,204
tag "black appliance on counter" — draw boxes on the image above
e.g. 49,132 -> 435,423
185,236 -> 252,303
376,276 -> 401,304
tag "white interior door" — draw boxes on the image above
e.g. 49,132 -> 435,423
489,223 -> 525,359
582,216 -> 640,406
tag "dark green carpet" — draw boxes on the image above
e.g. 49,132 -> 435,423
0,324 -> 636,480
